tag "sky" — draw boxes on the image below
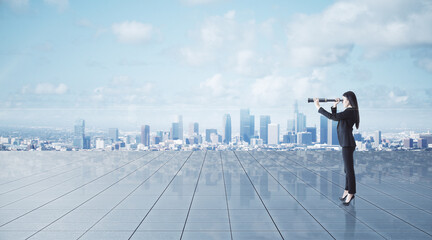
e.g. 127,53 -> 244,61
1,0 -> 431,134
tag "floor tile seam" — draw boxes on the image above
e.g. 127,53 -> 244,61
219,152 -> 233,240
76,152 -> 182,240
0,159 -> 87,187
245,151 -> 337,240
23,152 -> 167,240
0,152 -> 152,228
294,157 -> 432,201
232,151 -> 285,240
272,151 -> 432,238
260,151 -> 387,240
179,151 -> 208,240
284,153 -> 432,214
127,151 -> 194,240
384,174 -> 432,191
0,174 -> 82,209
0,165 -> 85,196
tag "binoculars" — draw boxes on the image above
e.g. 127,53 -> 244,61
307,98 -> 341,103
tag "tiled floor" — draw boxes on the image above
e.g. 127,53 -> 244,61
0,150 -> 431,239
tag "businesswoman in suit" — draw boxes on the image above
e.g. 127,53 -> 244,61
314,91 -> 360,206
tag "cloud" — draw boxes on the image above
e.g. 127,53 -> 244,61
179,10 -> 261,67
90,76 -> 154,105
43,0 -> 68,12
411,47 -> 432,73
199,74 -> 225,96
112,21 -> 153,44
248,69 -> 329,106
180,0 -> 223,5
1,0 -> 29,10
286,0 -> 432,67
22,83 -> 68,95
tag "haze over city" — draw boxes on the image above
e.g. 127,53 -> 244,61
1,0 -> 431,132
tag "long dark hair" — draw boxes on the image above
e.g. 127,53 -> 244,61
343,91 -> 360,129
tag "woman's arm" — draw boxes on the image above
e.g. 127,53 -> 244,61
319,107 -> 353,121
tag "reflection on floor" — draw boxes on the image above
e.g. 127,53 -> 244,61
0,151 -> 431,239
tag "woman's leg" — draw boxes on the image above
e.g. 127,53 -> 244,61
342,147 -> 356,194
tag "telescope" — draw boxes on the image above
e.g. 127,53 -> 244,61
307,98 -> 341,103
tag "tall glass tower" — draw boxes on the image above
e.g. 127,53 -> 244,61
141,125 -> 150,146
73,119 -> 86,149
320,115 -> 328,144
240,109 -> 251,143
223,114 -> 232,144
260,115 -> 271,144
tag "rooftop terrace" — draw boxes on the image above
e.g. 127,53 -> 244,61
0,151 -> 431,239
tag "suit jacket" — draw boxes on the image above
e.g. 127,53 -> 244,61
318,106 -> 357,147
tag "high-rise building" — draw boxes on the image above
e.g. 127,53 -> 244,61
268,123 -> 280,145
306,127 -> 317,143
73,119 -> 85,149
419,134 -> 432,145
260,115 -> 271,144
403,138 -> 413,148
176,115 -> 183,141
295,112 -> 306,133
189,122 -> 199,137
328,120 -> 339,145
250,115 -> 255,138
374,130 -> 381,148
320,116 -> 328,144
240,109 -> 251,143
298,132 -> 312,145
108,128 -> 118,143
141,125 -> 150,146
418,138 -> 428,148
287,119 -> 295,132
171,122 -> 180,140
282,132 -> 296,143
223,114 -> 232,144
206,129 -> 218,143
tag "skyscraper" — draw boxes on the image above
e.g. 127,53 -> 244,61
193,122 -> 199,135
176,115 -> 183,141
298,132 -> 312,145
171,122 -> 180,140
287,119 -> 295,132
260,115 -> 271,144
320,116 -> 328,144
374,130 -> 382,147
240,109 -> 251,143
295,112 -> 306,133
306,127 -> 317,143
141,125 -> 150,146
188,122 -> 199,136
108,128 -> 118,143
250,115 -> 255,137
328,120 -> 339,145
223,114 -> 232,144
73,119 -> 85,149
206,129 -> 217,143
268,123 -> 280,145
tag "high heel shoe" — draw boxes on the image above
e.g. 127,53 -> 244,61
343,195 -> 355,206
339,191 -> 348,201
339,195 -> 347,201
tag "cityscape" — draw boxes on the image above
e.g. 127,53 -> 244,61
2,1 -> 432,239
1,102 -> 431,152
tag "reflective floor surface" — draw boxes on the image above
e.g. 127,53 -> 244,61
0,151 -> 431,239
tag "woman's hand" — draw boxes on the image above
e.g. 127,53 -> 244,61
333,98 -> 340,108
314,98 -> 320,110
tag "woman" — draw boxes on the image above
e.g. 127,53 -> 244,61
314,91 -> 360,206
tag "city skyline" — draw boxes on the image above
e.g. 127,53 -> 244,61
1,0 -> 432,132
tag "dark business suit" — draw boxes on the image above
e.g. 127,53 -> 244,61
319,106 -> 357,194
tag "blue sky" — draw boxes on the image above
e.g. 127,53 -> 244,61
1,0 -> 431,133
